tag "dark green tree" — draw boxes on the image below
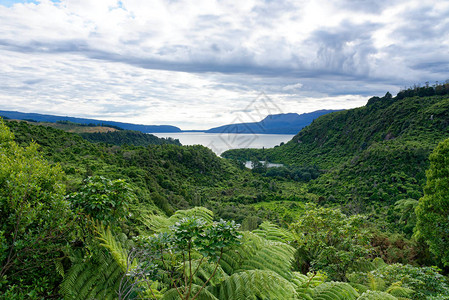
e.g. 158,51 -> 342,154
415,138 -> 449,266
290,206 -> 373,281
67,175 -> 135,226
129,217 -> 241,299
0,119 -> 73,298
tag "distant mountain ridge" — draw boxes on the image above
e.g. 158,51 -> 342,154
0,109 -> 340,134
0,110 -> 181,133
206,110 -> 341,134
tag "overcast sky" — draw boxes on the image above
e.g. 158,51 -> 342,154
0,0 -> 448,129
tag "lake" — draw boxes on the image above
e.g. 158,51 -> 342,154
153,132 -> 295,155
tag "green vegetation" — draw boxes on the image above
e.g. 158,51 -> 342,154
415,138 -> 449,267
4,118 -> 311,224
131,216 -> 241,300
290,207 -> 372,281
1,84 -> 449,298
79,130 -> 181,147
223,89 -> 449,233
16,119 -> 181,146
0,120 -> 73,298
30,120 -> 122,133
67,176 -> 135,226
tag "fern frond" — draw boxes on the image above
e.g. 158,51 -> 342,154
367,273 -> 386,292
350,283 -> 369,294
169,207 -> 214,223
312,282 -> 359,300
385,282 -> 414,298
162,284 -> 219,300
236,244 -> 293,279
357,290 -> 398,300
144,207 -> 214,233
55,259 -> 65,278
192,284 -> 221,300
372,257 -> 387,270
81,254 -> 123,300
252,221 -> 295,243
291,272 -> 320,300
95,222 -> 132,272
220,232 -> 295,280
188,259 -> 228,287
350,258 -> 376,273
208,270 -> 297,300
61,225 -> 135,299
60,255 -> 86,297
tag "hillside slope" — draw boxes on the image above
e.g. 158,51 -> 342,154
14,119 -> 181,146
223,92 -> 449,220
3,119 -> 305,223
79,130 -> 181,146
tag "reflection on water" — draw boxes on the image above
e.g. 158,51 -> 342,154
152,132 -> 295,155
245,161 -> 284,169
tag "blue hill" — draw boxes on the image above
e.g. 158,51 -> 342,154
0,110 -> 181,133
206,110 -> 341,134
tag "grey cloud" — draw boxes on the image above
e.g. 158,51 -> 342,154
23,79 -> 44,85
100,103 -> 148,114
0,38 -> 90,54
411,62 -> 449,74
391,4 -> 449,42
306,21 -> 380,75
334,0 -> 400,13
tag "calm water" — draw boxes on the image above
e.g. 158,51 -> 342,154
153,132 -> 295,155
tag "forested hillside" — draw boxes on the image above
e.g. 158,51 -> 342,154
79,130 -> 181,147
223,90 -> 449,231
4,120 -> 307,222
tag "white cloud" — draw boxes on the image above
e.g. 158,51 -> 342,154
282,83 -> 303,92
0,0 -> 448,129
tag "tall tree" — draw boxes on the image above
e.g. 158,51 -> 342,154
415,138 -> 449,266
0,119 -> 73,297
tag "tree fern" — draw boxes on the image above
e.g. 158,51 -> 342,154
61,223 -> 138,299
252,221 -> 295,243
385,282 -> 414,299
349,258 -> 377,273
219,232 -> 295,280
60,249 -> 124,299
96,221 -> 133,271
142,207 -> 214,233
312,282 -> 360,300
291,272 -> 326,300
162,284 -> 219,300
357,290 -> 398,300
188,259 -> 229,287
207,270 -> 298,300
347,258 -> 415,299
372,257 -> 387,269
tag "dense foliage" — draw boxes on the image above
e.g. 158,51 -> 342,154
223,91 -> 449,232
67,176 -> 135,226
395,81 -> 449,100
80,130 -> 181,147
290,207 -> 372,281
131,217 -> 241,300
0,120 -> 73,298
415,138 -> 449,267
4,119 -> 310,224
